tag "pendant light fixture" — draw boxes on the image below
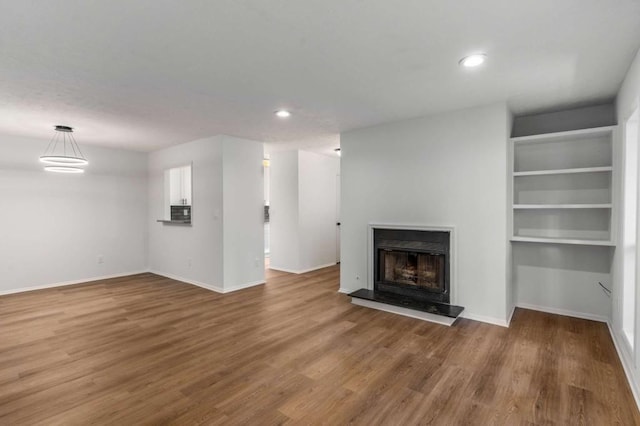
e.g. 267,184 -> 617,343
40,125 -> 88,173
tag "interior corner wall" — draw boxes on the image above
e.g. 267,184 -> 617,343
221,136 -> 265,290
618,48 -> 640,124
269,150 -> 340,274
269,151 -> 300,272
612,46 -> 640,406
340,103 -> 509,324
148,136 -> 224,288
298,151 -> 340,271
511,104 -> 617,137
0,135 -> 148,293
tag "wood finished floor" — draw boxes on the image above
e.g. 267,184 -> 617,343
0,266 -> 638,425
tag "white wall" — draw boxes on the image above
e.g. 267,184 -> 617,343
298,151 -> 340,271
148,136 -> 224,287
270,150 -> 340,273
270,151 -> 300,271
612,46 -> 640,407
148,135 -> 264,292
264,155 -> 270,205
513,244 -> 612,319
0,134 -> 148,293
618,49 -> 640,124
0,131 -> 264,294
222,135 -> 265,290
340,103 -> 510,325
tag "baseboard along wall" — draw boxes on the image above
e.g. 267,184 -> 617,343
268,262 -> 337,275
0,270 -> 149,296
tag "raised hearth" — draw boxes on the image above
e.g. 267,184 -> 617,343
350,289 -> 463,317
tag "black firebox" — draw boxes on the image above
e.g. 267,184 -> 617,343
374,228 -> 450,304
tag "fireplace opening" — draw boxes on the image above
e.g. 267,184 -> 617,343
379,249 -> 444,291
374,228 -> 450,304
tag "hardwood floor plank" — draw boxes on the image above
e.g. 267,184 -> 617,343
0,266 -> 638,425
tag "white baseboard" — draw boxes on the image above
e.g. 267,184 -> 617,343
461,312 -> 509,328
224,280 -> 266,293
149,270 -> 265,294
268,262 -> 337,275
516,302 -> 608,323
607,321 -> 640,411
0,270 -> 149,296
149,270 -> 224,293
351,297 -> 457,326
337,287 -> 351,294
268,266 -> 297,274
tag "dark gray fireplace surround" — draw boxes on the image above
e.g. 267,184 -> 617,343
350,227 -> 464,321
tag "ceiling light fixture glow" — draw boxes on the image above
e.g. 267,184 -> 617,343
334,148 -> 341,157
39,125 -> 88,172
459,53 -> 487,68
44,166 -> 85,173
275,110 -> 291,118
39,155 -> 88,166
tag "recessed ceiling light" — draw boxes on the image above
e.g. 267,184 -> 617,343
275,110 -> 291,118
459,54 -> 487,68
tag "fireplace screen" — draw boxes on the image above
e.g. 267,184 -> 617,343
378,249 -> 444,291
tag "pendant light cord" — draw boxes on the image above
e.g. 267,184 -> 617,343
41,127 -> 86,161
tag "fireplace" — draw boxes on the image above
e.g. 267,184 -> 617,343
349,225 -> 462,325
374,228 -> 450,304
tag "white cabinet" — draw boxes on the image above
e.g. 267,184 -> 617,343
510,126 -> 616,246
169,165 -> 192,206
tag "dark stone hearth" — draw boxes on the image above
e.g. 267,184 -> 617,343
349,289 -> 464,319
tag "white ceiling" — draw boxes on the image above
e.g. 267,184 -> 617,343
0,1 -> 639,152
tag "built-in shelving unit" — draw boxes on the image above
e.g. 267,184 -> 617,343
510,126 -> 616,246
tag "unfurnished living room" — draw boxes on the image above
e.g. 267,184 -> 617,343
2,1 -> 640,425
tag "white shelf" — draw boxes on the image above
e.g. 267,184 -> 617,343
513,204 -> 612,209
511,126 -> 616,144
510,124 -> 616,248
510,236 -> 615,246
513,166 -> 612,177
